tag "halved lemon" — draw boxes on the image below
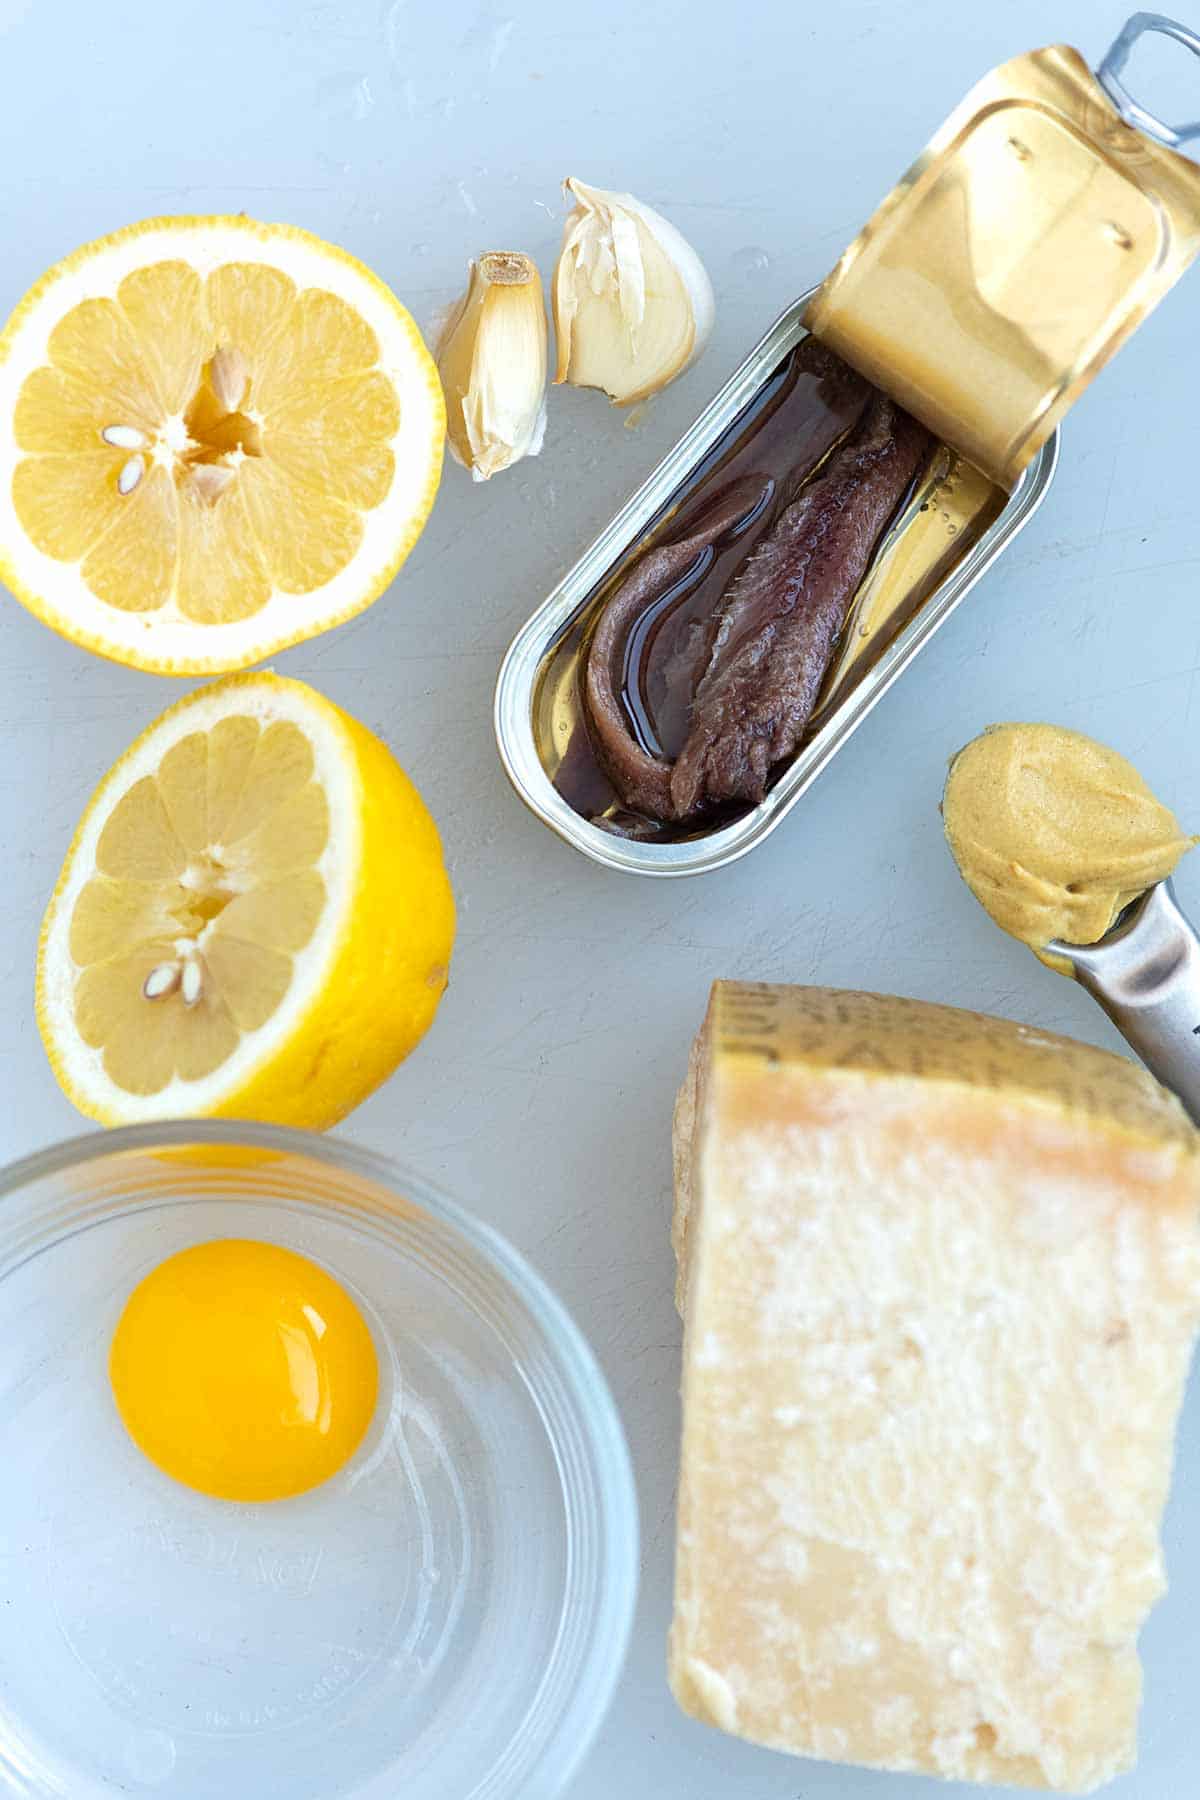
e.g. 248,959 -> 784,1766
0,216 -> 444,673
36,672 -> 455,1127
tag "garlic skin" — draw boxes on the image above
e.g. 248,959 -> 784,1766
436,252 -> 548,481
552,178 -> 715,406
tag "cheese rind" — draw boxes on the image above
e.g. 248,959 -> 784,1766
670,985 -> 1200,1793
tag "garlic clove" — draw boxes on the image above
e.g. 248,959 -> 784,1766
552,177 -> 715,406
435,251 -> 548,481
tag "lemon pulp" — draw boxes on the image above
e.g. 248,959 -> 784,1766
0,217 -> 444,672
14,262 -> 396,620
109,1239 -> 379,1502
70,708 -> 332,1095
36,672 -> 456,1128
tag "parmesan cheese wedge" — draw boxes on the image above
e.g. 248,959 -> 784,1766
670,984 -> 1200,1793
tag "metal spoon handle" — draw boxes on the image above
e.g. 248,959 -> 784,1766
1050,881 -> 1200,1125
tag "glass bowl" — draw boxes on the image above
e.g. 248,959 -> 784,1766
0,1122 -> 638,1800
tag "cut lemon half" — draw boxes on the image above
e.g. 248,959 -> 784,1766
0,216 -> 444,673
36,672 -> 455,1127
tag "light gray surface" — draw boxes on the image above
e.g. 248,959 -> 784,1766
1,2 -> 1198,1796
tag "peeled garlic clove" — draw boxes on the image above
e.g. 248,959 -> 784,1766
435,251 -> 548,481
552,177 -> 715,406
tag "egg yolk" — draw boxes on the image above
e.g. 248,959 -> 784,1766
109,1239 -> 379,1502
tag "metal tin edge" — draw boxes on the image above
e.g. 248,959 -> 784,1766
494,290 -> 1059,878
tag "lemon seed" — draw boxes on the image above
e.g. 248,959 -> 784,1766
181,959 -> 204,1007
210,345 -> 250,413
102,424 -> 146,450
143,962 -> 181,1000
189,463 -> 235,504
117,455 -> 144,496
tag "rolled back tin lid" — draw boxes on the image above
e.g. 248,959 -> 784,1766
805,13 -> 1200,489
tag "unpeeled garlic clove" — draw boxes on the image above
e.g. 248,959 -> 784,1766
435,251 -> 548,481
552,177 -> 715,406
